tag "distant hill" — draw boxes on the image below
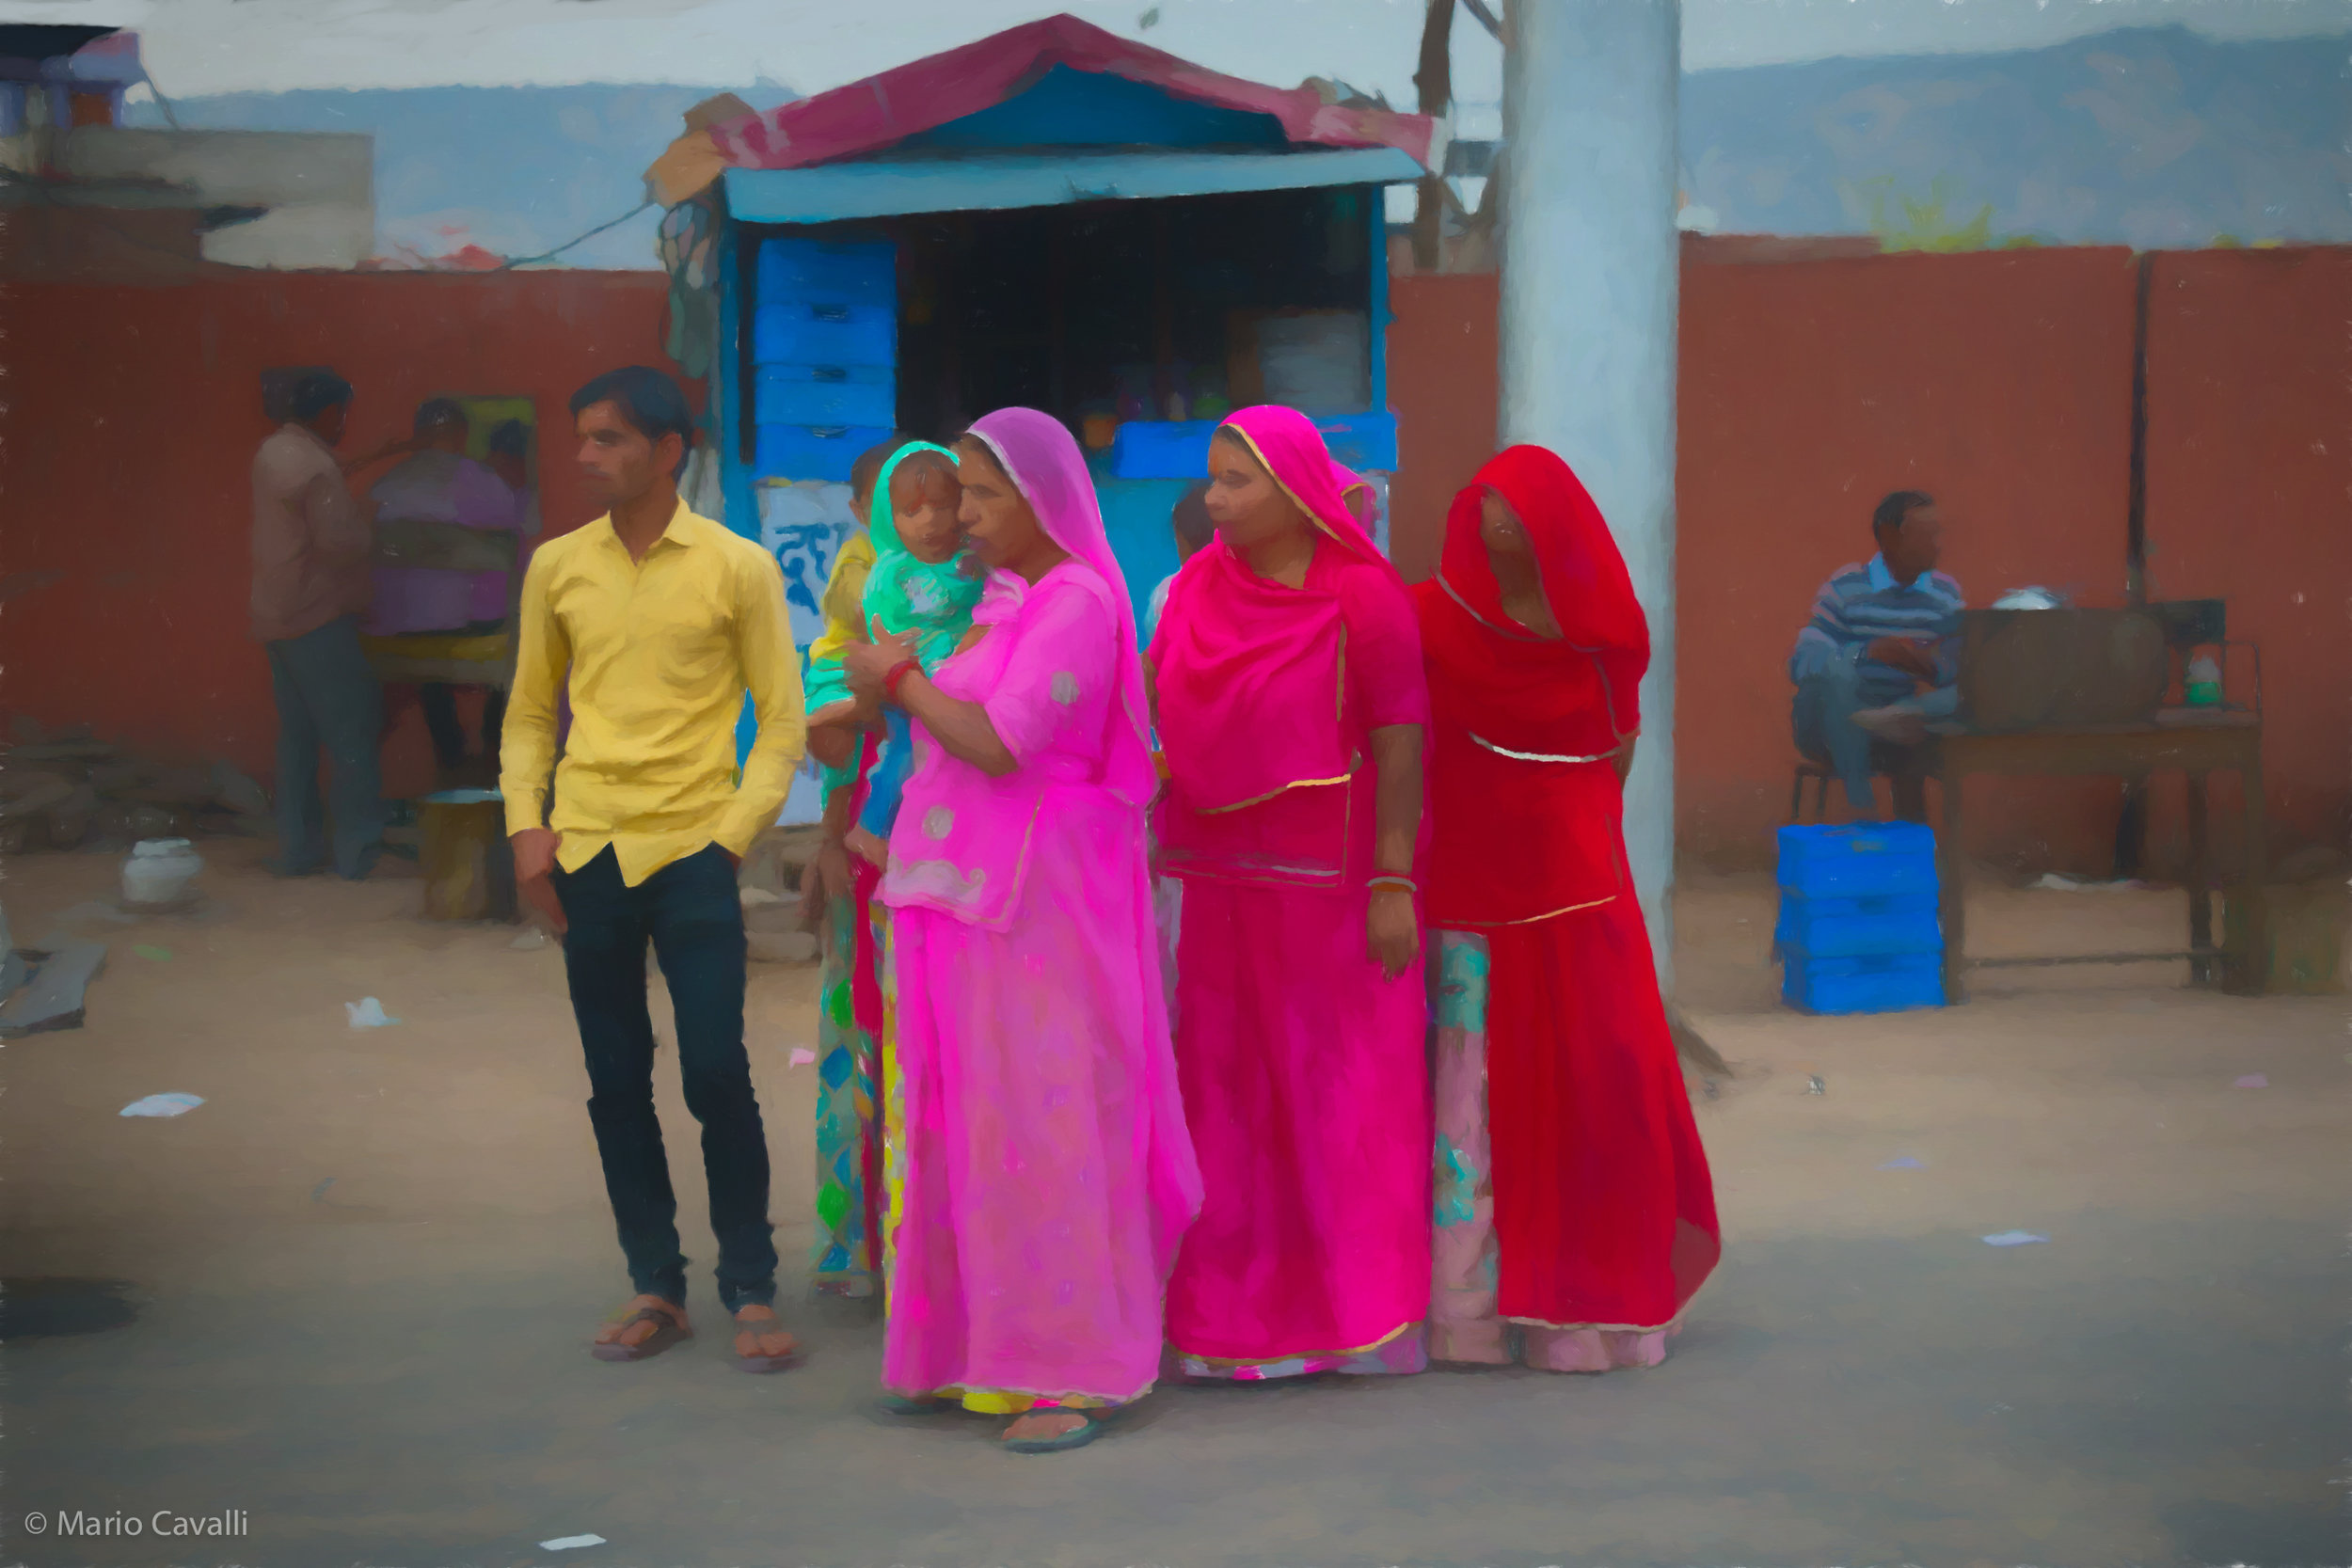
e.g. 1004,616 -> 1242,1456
1679,26 -> 2349,247
134,28 -> 2344,267
130,84 -> 790,269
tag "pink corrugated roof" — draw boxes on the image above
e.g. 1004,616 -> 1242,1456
707,13 -> 1435,172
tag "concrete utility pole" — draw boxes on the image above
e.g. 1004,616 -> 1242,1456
1500,0 -> 1682,986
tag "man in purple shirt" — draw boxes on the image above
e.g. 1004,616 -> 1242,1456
368,399 -> 524,777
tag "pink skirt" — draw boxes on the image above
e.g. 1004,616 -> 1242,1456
1164,878 -> 1431,1374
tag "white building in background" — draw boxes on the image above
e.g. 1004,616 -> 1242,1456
0,24 -> 373,273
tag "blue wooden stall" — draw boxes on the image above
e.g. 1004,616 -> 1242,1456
699,55 -> 1426,813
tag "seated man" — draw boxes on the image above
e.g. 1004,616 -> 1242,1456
1789,490 -> 1963,817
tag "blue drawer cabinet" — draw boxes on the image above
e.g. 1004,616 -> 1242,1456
755,424 -> 895,483
754,367 -> 897,429
751,237 -> 898,483
753,303 -> 896,368
756,239 -> 895,308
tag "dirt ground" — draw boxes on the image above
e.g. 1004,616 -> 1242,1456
3,839 -> 2344,1568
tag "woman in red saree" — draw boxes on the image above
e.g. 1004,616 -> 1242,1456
1151,405 -> 1432,1380
1414,445 -> 1720,1371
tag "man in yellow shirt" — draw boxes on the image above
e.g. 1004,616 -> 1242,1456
501,366 -> 806,1372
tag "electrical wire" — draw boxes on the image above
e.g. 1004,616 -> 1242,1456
137,65 -> 182,130
497,199 -> 656,270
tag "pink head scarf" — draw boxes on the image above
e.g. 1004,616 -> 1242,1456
965,407 -> 1158,809
1216,405 -> 1396,582
1151,404 -> 1396,832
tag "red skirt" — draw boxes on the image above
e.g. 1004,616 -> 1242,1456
1475,888 -> 1719,1331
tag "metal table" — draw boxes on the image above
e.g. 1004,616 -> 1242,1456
1931,710 -> 2266,997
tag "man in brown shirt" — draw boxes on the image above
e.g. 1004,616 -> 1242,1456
250,372 -> 408,878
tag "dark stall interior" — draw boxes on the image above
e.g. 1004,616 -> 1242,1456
890,184 -> 1375,436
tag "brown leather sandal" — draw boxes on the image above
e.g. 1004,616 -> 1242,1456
590,1299 -> 691,1364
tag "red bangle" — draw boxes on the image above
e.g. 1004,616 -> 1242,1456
882,658 -> 922,699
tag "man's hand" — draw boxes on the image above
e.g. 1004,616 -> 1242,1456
512,828 -> 566,933
1866,637 -> 1938,684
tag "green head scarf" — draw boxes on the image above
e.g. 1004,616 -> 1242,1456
860,441 -> 985,667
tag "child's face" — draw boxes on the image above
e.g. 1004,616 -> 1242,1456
893,468 -> 964,565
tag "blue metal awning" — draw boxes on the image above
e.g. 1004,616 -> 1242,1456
723,146 -> 1424,225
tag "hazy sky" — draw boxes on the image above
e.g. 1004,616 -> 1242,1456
7,0 -> 2347,103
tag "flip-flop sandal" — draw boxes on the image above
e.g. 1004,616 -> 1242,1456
1001,1408 -> 1113,1455
591,1305 -> 691,1364
877,1393 -> 958,1416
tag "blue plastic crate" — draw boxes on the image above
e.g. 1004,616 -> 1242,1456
752,303 -> 896,367
1105,411 -> 1401,480
754,423 -> 896,483
1774,891 -> 1942,958
1782,951 -> 1946,1015
756,238 -> 896,308
1776,822 -> 1939,898
753,368 -> 896,429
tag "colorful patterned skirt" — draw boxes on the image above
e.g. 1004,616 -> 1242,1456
1428,919 -> 1720,1372
811,861 -> 884,1297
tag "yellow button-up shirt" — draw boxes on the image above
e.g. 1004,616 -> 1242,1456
501,501 -> 806,886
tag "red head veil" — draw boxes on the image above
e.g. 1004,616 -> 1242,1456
1419,445 -> 1649,925
1425,444 -> 1647,758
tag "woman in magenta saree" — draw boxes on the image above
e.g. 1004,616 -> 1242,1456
1151,405 -> 1433,1379
844,408 -> 1200,1453
1414,445 -> 1719,1371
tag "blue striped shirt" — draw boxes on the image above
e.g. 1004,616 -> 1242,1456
1789,555 -> 1965,707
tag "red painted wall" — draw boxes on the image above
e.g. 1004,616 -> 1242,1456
8,255 -> 2341,872
1675,246 -> 2143,873
1389,246 -> 2346,873
2140,247 -> 2352,869
1386,273 -> 1500,585
4,270 -> 679,799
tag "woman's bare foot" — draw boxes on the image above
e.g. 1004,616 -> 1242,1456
1002,1409 -> 1090,1446
732,1304 -> 800,1370
845,826 -> 888,870
591,1294 -> 690,1360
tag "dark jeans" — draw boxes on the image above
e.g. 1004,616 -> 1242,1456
420,683 -> 507,775
1792,653 -> 1957,813
265,614 -> 384,879
554,844 -> 776,1311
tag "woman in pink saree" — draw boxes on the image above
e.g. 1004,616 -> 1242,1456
1151,405 -> 1433,1380
842,408 -> 1200,1454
